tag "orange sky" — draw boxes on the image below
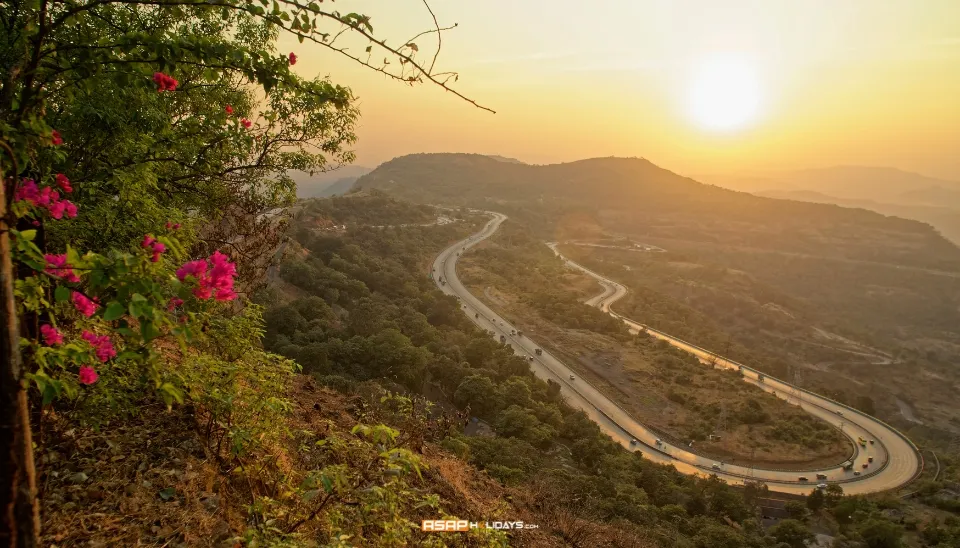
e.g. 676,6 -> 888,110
283,1 -> 960,180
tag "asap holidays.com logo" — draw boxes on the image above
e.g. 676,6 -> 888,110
421,520 -> 538,532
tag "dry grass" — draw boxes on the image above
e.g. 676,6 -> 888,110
39,374 -> 658,547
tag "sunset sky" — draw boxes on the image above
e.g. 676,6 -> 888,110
284,0 -> 960,180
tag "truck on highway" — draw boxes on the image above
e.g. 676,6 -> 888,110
757,374 -> 765,383
858,437 -> 867,448
842,461 -> 854,471
534,348 -> 543,356
499,335 -> 506,343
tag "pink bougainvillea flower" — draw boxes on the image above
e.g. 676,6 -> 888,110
16,179 -> 78,219
176,251 -> 238,301
241,118 -> 252,129
51,130 -> 63,146
78,365 -> 98,385
14,179 -> 40,205
40,324 -> 64,346
153,72 -> 178,92
208,251 -> 236,289
193,285 -> 213,300
176,259 -> 208,281
214,288 -> 237,301
225,105 -> 234,115
55,173 -> 73,193
31,220 -> 40,227
71,291 -> 97,318
82,331 -> 117,363
167,297 -> 184,311
36,186 -> 54,206
142,234 -> 156,248
151,242 -> 166,263
48,201 -> 66,219
44,254 -> 80,283
289,52 -> 297,65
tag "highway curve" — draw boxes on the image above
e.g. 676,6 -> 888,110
433,213 -> 921,496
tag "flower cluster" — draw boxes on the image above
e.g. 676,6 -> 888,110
289,52 -> 297,65
141,234 -> 167,262
241,118 -> 252,129
176,251 -> 238,301
82,331 -> 117,363
55,173 -> 73,193
153,72 -> 178,92
165,221 -> 181,230
14,179 -> 78,219
40,324 -> 63,346
225,105 -> 234,115
44,254 -> 80,283
78,365 -> 98,385
71,291 -> 98,317
51,130 -> 63,146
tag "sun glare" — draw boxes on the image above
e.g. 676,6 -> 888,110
686,53 -> 763,133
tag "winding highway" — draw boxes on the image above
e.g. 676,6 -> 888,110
433,212 -> 921,495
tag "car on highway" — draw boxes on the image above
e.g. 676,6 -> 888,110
527,355 -> 534,361
862,463 -> 869,469
868,457 -> 874,463
630,439 -> 637,445
711,463 -> 720,470
835,410 -> 844,416
853,471 -> 861,476
798,476 -> 809,482
655,439 -> 662,446
817,483 -> 828,490
816,473 -> 828,480
569,374 -> 575,381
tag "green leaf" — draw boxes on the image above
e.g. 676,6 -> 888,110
141,320 -> 160,341
54,286 -> 70,302
103,302 -> 125,321
158,487 -> 176,501
159,383 -> 184,405
18,229 -> 37,242
302,489 -> 320,501
321,475 -> 333,493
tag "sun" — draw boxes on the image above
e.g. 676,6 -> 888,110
686,53 -> 763,133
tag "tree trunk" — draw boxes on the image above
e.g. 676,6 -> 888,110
0,163 -> 40,546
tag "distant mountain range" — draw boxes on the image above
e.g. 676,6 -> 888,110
701,166 -> 960,205
289,165 -> 372,198
699,167 -> 960,244
355,154 -> 960,271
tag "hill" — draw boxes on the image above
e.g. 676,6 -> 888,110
290,165 -> 372,198
757,189 -> 960,245
356,154 -> 960,271
704,166 -> 960,206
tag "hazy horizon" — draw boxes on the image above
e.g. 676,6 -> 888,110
282,0 -> 960,181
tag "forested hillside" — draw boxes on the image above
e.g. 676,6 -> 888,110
251,193 -> 960,547
355,154 -> 960,271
